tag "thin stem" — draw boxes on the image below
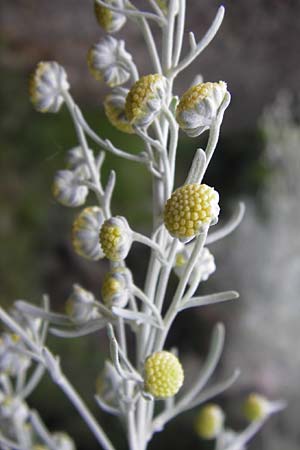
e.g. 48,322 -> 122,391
172,0 -> 186,66
170,6 -> 225,77
95,0 -> 164,25
139,18 -> 163,74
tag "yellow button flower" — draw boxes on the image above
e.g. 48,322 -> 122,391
243,393 -> 270,422
99,216 -> 132,262
164,184 -> 220,242
195,404 -> 224,439
125,74 -> 167,127
144,351 -> 184,398
176,81 -> 228,137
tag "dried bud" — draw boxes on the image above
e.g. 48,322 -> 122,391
101,267 -> 132,308
195,404 -> 224,439
144,351 -> 184,399
104,90 -> 134,134
164,184 -> 220,242
52,170 -> 88,207
125,74 -> 167,127
99,216 -> 132,262
176,81 -> 228,137
65,284 -> 97,324
29,61 -> 69,113
94,0 -> 126,33
72,207 -> 105,261
87,37 -> 133,87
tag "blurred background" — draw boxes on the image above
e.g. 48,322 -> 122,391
1,0 -> 300,449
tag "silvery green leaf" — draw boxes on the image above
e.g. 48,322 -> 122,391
184,148 -> 206,185
111,307 -> 163,328
207,203 -> 245,244
180,291 -> 239,311
50,319 -> 107,338
15,301 -> 71,325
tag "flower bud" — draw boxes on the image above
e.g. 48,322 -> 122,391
96,361 -> 122,408
66,146 -> 94,178
101,267 -> 132,308
52,432 -> 76,450
144,351 -> 184,398
104,90 -> 134,134
29,61 -> 69,113
174,246 -> 216,284
52,170 -> 88,207
72,207 -> 105,260
176,81 -> 228,137
99,216 -> 132,262
243,393 -> 270,422
0,395 -> 29,424
195,404 -> 224,439
164,184 -> 220,242
65,284 -> 97,324
87,37 -> 133,87
125,74 -> 167,127
94,0 -> 126,33
0,334 -> 31,376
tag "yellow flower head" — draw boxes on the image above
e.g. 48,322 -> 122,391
104,92 -> 134,134
144,351 -> 184,399
195,404 -> 224,440
29,61 -> 69,113
99,216 -> 132,262
176,81 -> 227,137
94,1 -> 126,33
164,184 -> 220,242
72,206 -> 105,260
125,74 -> 167,127
243,393 -> 270,422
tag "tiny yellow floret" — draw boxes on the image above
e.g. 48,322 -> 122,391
164,184 -> 219,241
243,393 -> 269,422
195,404 -> 224,439
99,223 -> 121,261
144,351 -> 184,399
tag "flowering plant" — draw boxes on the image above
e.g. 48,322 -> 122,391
0,2 -> 285,450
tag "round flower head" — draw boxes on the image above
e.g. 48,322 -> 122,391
195,404 -> 224,440
52,170 -> 89,207
72,207 -> 105,260
176,81 -> 228,137
174,246 -> 216,284
144,351 -> 184,399
65,284 -> 97,324
29,61 -> 70,113
125,74 -> 167,127
94,0 -> 126,33
87,37 -> 132,87
104,90 -> 134,134
52,432 -> 76,450
243,393 -> 270,422
101,267 -> 132,308
164,184 -> 220,242
99,216 -> 132,262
